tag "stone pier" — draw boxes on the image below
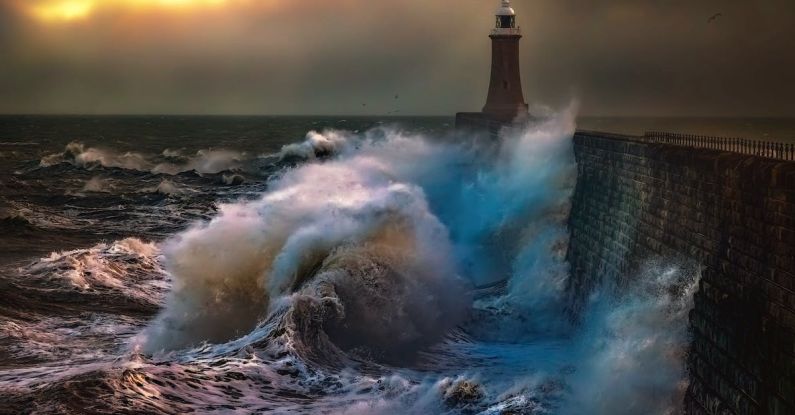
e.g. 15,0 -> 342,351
567,131 -> 795,414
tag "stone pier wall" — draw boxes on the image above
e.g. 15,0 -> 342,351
567,132 -> 795,414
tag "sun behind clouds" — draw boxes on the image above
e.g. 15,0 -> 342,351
26,0 -> 235,22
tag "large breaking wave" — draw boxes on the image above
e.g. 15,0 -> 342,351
0,108 -> 699,414
140,106 -> 580,356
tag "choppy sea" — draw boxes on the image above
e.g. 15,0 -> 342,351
2,114 -> 777,414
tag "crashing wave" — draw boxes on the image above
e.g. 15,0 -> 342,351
278,130 -> 352,161
39,141 -> 250,175
140,146 -> 470,357
40,141 -> 151,171
15,238 -> 167,312
561,260 -> 699,414
2,107 -> 702,414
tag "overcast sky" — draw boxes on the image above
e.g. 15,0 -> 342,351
1,0 -> 793,116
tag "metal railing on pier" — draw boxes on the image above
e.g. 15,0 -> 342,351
644,131 -> 795,161
576,130 -> 795,162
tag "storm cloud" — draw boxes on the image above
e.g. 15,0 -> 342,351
0,0 -> 793,116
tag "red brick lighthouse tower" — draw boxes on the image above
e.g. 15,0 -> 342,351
456,0 -> 529,131
483,0 -> 528,121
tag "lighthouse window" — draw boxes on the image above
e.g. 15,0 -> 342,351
498,15 -> 515,29
503,81 -> 509,90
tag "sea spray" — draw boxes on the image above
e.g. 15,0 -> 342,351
40,141 -> 250,175
278,129 -> 352,161
560,260 -> 700,415
122,107 -> 699,414
141,133 -> 471,354
140,107 -> 579,354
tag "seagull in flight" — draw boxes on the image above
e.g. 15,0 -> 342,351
707,12 -> 723,23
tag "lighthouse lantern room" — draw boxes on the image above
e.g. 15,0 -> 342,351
495,0 -> 517,31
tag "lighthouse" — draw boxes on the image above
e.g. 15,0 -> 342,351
456,0 -> 530,131
483,0 -> 529,120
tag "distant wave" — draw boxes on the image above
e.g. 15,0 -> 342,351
0,203 -> 80,232
81,176 -> 115,193
0,214 -> 34,230
136,179 -> 187,195
11,238 -> 166,312
277,130 -> 352,161
39,141 -> 251,176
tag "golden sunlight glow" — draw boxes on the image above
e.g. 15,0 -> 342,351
31,1 -> 94,21
26,0 -> 232,22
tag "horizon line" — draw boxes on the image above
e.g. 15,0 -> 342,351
1,113 -> 794,119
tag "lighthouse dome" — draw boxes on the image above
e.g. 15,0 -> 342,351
496,0 -> 515,16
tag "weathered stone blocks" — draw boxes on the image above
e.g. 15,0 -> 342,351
568,133 -> 795,414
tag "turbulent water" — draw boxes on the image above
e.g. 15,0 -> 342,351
0,114 -> 699,414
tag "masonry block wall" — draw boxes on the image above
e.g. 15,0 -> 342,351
567,132 -> 795,414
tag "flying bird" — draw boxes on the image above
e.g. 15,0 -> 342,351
707,13 -> 723,23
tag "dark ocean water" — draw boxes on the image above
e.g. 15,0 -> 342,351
0,115 -> 730,414
0,116 -> 451,263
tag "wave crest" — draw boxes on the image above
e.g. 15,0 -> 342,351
141,142 -> 469,355
9,238 -> 166,313
40,141 -> 249,175
278,130 -> 351,161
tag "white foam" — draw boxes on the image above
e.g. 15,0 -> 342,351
127,106 -> 697,413
141,132 -> 469,352
278,129 -> 352,160
25,238 -> 164,300
40,141 -> 247,175
81,177 -> 114,193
